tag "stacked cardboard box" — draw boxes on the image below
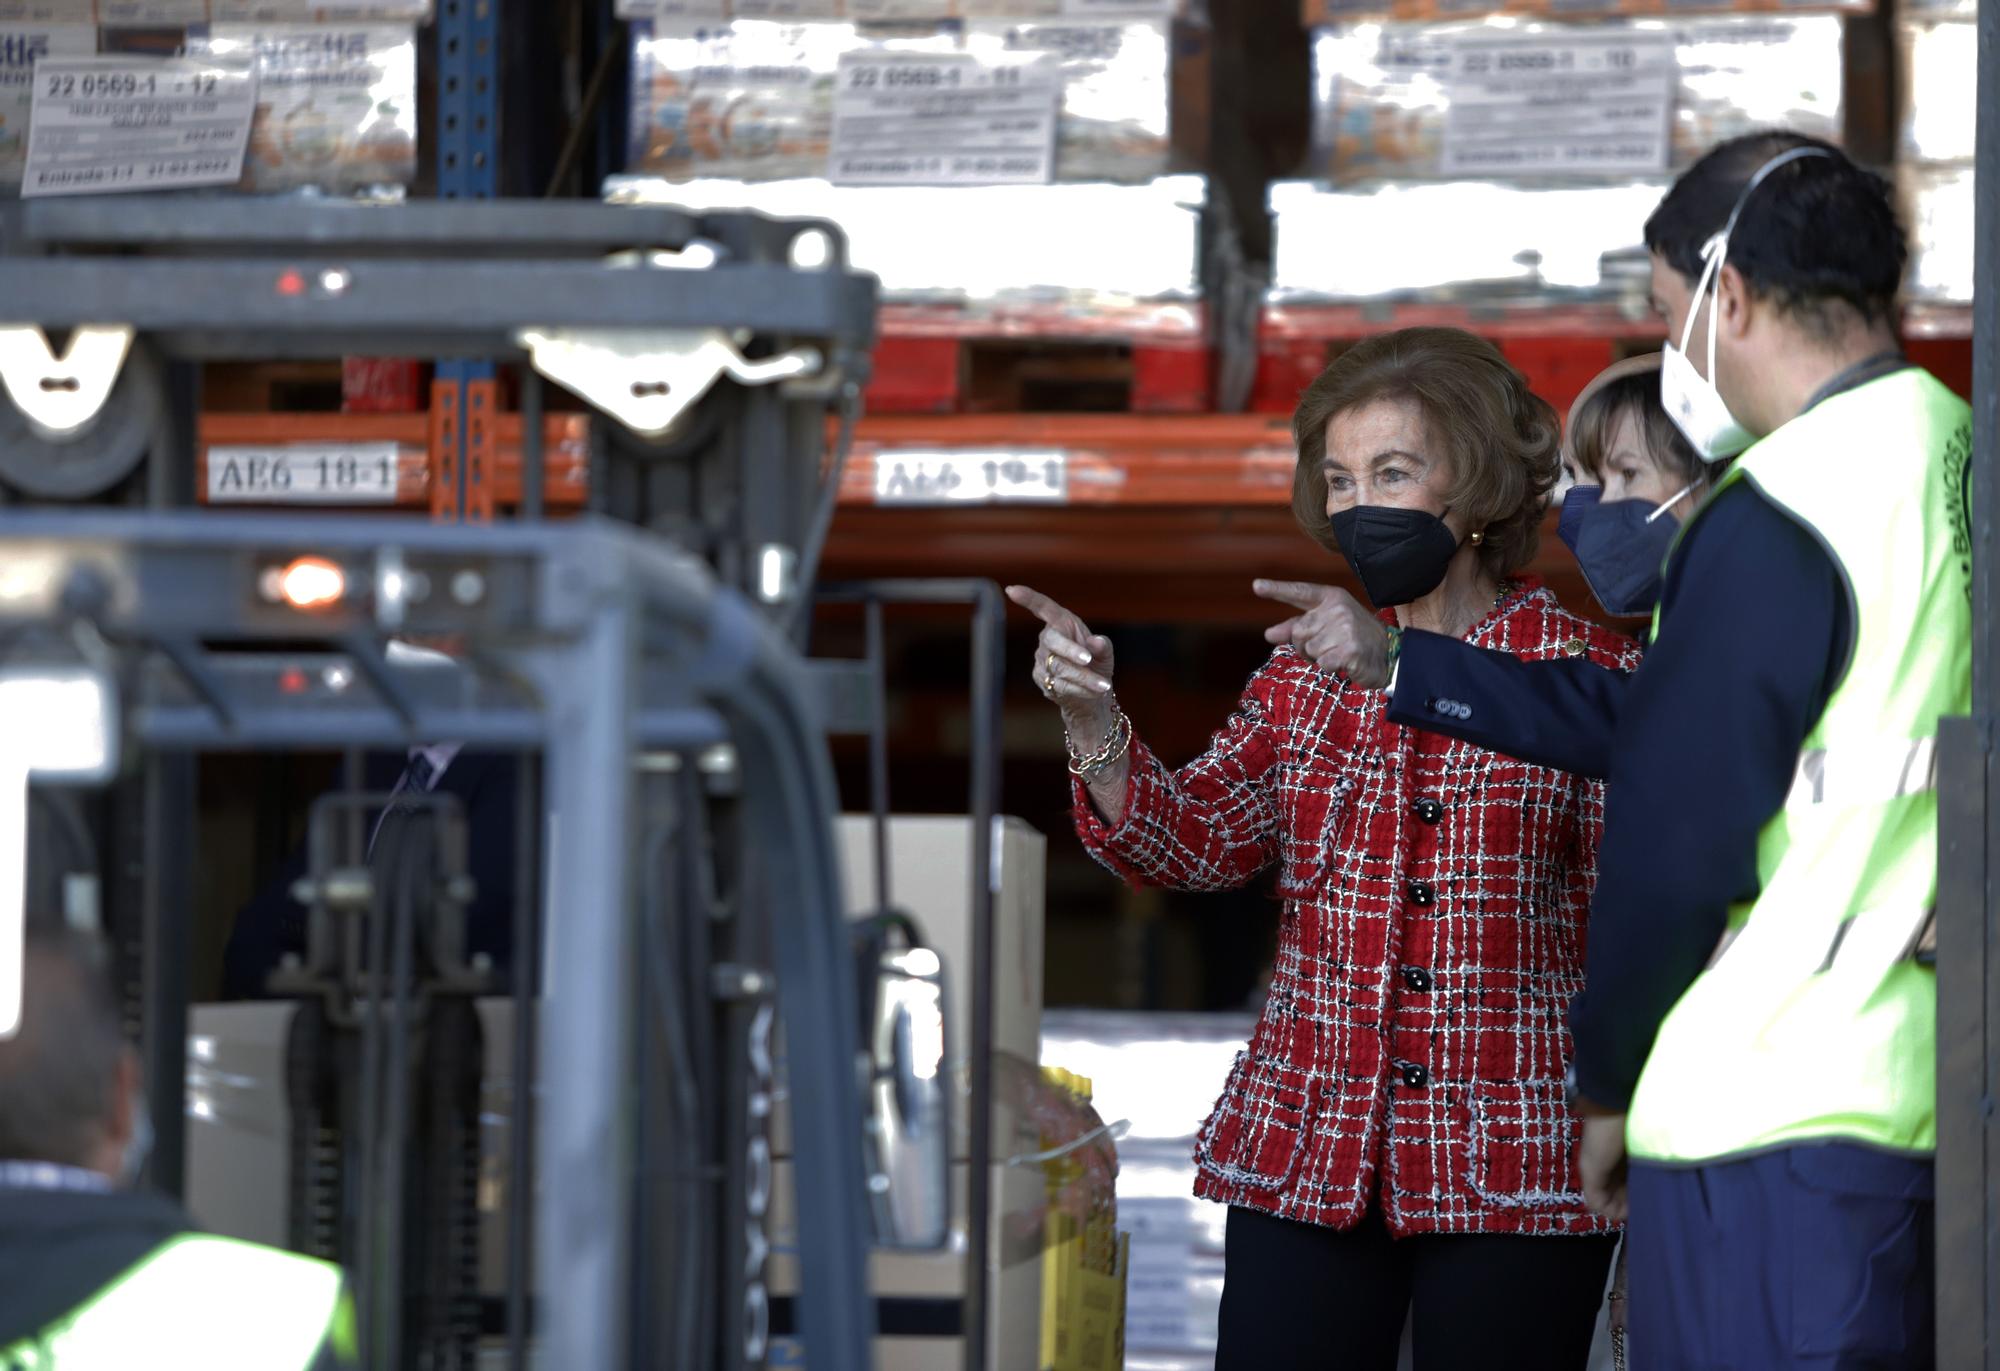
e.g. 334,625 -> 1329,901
627,17 -> 1174,184
1896,0 -> 1973,306
1308,15 -> 1842,185
1270,6 -> 1851,307
614,9 -> 1209,328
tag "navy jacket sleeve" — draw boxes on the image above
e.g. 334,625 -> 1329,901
1386,631 -> 1636,780
1567,483 -> 1851,1111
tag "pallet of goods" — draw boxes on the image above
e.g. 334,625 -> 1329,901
1259,4 -> 1851,415
611,6 -> 1215,413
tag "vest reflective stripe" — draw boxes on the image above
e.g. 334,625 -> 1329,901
0,1234 -> 344,1370
1790,736 -> 1938,808
1627,368 -> 1972,1165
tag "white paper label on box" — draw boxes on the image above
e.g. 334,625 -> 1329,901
1439,31 -> 1675,178
206,443 -> 402,504
872,449 -> 1068,505
23,57 -> 256,196
0,26 -> 93,180
831,52 -> 1060,186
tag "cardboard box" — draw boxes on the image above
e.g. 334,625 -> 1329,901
1308,14 -> 1843,185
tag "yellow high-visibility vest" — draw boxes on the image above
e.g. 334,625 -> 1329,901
1627,367 -> 1972,1163
0,1233 -> 351,1370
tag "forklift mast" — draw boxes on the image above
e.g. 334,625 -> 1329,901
0,197 -> 898,1371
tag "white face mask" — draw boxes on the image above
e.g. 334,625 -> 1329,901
1659,145 -> 1836,463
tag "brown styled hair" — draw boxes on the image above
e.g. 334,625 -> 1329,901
1290,328 -> 1561,581
1565,371 -> 1705,489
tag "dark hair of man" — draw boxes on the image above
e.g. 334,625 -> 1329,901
1643,132 -> 1908,338
0,926 -> 127,1167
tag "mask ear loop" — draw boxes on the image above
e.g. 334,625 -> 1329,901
1645,480 -> 1701,525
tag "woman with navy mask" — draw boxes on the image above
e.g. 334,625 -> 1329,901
1262,353 -> 1708,781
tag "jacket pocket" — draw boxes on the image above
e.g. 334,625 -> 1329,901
1274,765 -> 1357,898
1195,1051 -> 1318,1193
1466,1080 -> 1584,1209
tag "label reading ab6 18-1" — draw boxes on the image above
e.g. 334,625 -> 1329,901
23,56 -> 257,197
830,53 -> 1060,187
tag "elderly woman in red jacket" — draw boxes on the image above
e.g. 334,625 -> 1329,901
1010,327 -> 1637,1370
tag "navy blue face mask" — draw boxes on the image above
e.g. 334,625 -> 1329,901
1557,483 -> 1697,618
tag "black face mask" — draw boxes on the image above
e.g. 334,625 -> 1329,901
1328,504 -> 1462,608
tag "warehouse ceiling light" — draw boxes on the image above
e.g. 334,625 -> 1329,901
0,666 -> 118,1040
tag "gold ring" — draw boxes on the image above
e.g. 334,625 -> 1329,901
1046,652 -> 1059,692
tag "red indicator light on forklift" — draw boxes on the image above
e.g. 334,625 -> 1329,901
276,270 -> 306,297
277,667 -> 309,694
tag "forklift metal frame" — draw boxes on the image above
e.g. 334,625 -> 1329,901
0,196 -> 888,1371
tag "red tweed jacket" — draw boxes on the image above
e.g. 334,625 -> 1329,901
1073,579 -> 1641,1238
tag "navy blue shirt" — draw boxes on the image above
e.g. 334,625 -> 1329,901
1566,479 -> 1851,1110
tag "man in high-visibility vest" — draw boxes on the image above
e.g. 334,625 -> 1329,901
1567,131 -> 1968,1369
0,925 -> 356,1369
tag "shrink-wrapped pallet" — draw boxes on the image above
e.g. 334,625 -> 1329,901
626,16 -> 1172,183
1267,176 -> 1663,303
1309,14 -> 1842,185
186,23 -> 417,195
0,23 -> 94,182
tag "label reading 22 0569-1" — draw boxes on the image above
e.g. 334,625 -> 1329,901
23,56 -> 256,197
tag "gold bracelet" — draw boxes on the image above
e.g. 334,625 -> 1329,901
1065,707 -> 1126,768
1066,709 -> 1132,778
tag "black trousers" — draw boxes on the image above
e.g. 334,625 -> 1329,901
1214,1205 -> 1617,1371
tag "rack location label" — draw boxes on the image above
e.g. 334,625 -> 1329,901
830,52 -> 1061,187
207,443 -> 403,505
872,449 -> 1068,505
23,56 -> 256,197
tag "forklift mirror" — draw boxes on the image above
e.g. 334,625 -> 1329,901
864,944 -> 952,1250
0,666 -> 118,1040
